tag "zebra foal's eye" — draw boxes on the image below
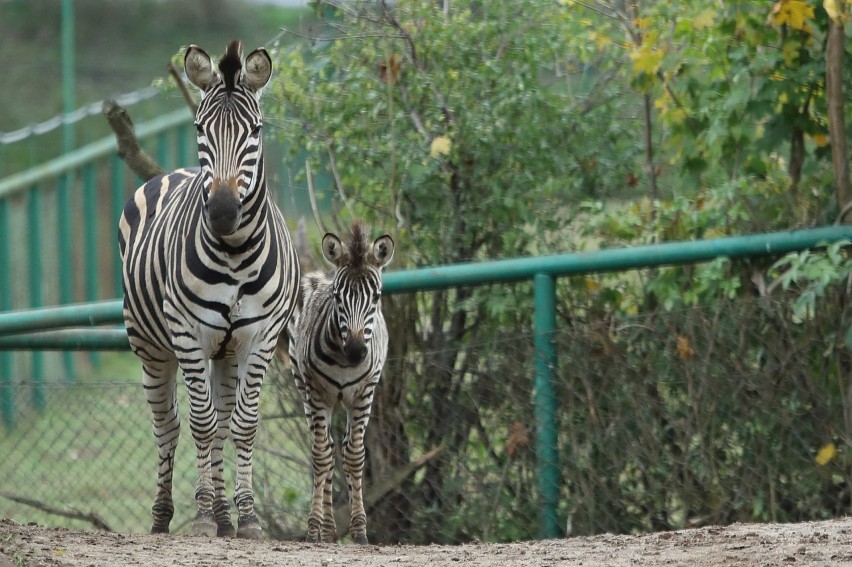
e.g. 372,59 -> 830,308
195,123 -> 204,135
373,292 -> 381,302
251,124 -> 262,136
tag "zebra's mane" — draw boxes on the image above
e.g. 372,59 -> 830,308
218,40 -> 243,92
345,221 -> 370,269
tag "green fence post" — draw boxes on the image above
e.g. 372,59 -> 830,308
83,163 -> 100,368
111,155 -> 126,297
27,185 -> 45,411
534,273 -> 560,538
157,131 -> 169,172
177,123 -> 190,167
57,173 -> 75,380
0,200 -> 14,428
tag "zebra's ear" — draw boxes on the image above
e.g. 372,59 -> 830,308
244,48 -> 273,95
321,233 -> 345,266
184,45 -> 218,92
371,235 -> 395,268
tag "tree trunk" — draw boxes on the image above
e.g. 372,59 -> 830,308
826,14 -> 850,216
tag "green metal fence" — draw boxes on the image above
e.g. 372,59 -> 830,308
1,224 -> 852,538
0,109 -> 194,431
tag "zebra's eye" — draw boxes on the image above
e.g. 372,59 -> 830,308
251,123 -> 262,136
373,292 -> 381,302
195,123 -> 204,136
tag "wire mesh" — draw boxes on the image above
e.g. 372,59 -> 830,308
0,292 -> 849,543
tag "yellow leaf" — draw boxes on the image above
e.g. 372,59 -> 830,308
430,135 -> 452,158
815,442 -> 837,466
629,46 -> 664,76
824,0 -> 840,22
693,7 -> 717,29
584,277 -> 600,291
770,0 -> 815,31
810,133 -> 829,147
676,335 -> 695,360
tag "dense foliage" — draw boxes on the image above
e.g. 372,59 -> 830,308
262,0 -> 852,543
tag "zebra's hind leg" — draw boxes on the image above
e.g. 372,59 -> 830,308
343,404 -> 372,544
210,359 -> 238,537
142,357 -> 180,534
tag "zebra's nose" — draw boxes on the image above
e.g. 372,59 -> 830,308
205,181 -> 241,236
343,337 -> 368,364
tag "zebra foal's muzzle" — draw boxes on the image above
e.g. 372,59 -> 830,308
205,178 -> 242,237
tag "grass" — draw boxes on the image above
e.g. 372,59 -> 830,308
0,352 -> 311,534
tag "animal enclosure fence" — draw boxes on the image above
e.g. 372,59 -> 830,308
0,292 -> 849,543
0,226 -> 851,542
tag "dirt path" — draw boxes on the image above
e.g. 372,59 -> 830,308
2,517 -> 851,566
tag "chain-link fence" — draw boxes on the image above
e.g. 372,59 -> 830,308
1,290 -> 850,543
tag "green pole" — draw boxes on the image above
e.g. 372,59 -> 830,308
534,273 -> 560,538
61,0 -> 75,152
83,163 -> 100,368
157,131 -> 169,172
0,201 -> 14,428
111,155 -> 126,297
176,123 -> 189,167
27,186 -> 45,412
57,173 -> 75,380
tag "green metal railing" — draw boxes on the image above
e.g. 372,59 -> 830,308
0,108 -> 193,396
1,224 -> 852,538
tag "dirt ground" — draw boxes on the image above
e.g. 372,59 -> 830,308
1,517 -> 851,567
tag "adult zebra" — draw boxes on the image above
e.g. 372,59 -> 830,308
118,41 -> 299,539
288,222 -> 394,544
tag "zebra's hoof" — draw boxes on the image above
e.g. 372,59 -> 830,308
237,516 -> 263,540
150,525 -> 169,535
305,533 -> 320,544
192,513 -> 218,538
353,534 -> 369,545
217,521 -> 236,538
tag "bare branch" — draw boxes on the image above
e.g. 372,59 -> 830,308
0,491 -> 112,532
167,61 -> 198,114
102,99 -> 166,181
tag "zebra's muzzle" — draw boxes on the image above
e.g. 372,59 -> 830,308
343,336 -> 368,365
205,186 -> 242,236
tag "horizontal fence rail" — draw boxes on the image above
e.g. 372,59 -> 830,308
1,224 -> 850,346
1,223 -> 851,539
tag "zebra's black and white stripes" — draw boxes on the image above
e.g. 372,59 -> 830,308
288,222 -> 394,544
118,41 -> 299,539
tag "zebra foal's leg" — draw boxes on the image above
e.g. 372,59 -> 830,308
210,359 -> 238,537
179,348 -> 219,537
342,387 -> 376,544
305,400 -> 336,543
142,357 -> 180,534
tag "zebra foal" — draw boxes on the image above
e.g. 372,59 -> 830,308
119,41 -> 299,538
288,222 -> 395,544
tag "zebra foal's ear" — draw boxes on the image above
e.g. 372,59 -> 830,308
371,235 -> 395,268
321,233 -> 345,266
244,48 -> 273,94
184,45 -> 217,92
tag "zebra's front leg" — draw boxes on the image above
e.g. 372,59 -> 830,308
306,404 -> 336,543
343,401 -> 373,544
181,352 -> 218,537
143,359 -> 180,534
230,351 -> 273,539
210,359 -> 238,537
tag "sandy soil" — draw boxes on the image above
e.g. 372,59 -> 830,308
1,517 -> 851,567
